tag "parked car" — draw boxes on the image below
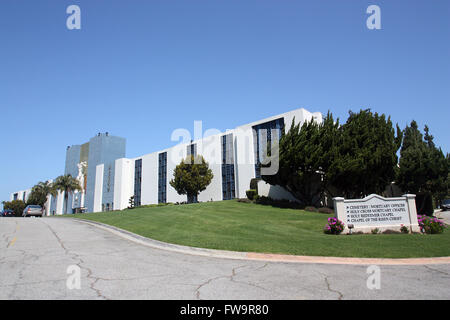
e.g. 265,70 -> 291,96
1,209 -> 15,217
441,199 -> 450,211
22,205 -> 43,217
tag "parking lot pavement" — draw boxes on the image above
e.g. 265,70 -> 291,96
1,217 -> 449,300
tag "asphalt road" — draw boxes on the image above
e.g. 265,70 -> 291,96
1,217 -> 449,300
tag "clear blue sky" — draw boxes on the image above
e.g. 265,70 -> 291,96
1,0 -> 449,206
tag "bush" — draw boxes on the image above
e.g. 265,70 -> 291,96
3,200 -> 26,217
318,207 -> 334,214
371,228 -> 380,234
254,196 -> 305,209
323,217 -> 345,235
304,206 -> 318,212
417,215 -> 446,234
246,189 -> 257,201
249,178 -> 260,193
382,229 -> 401,234
400,225 -> 409,234
237,198 -> 252,203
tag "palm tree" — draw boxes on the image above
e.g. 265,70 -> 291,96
30,180 -> 56,215
52,175 -> 82,214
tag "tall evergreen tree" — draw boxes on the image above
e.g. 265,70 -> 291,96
262,112 -> 340,206
397,121 -> 449,203
330,109 -> 402,198
396,121 -> 429,194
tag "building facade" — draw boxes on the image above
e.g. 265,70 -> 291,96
10,108 -> 322,214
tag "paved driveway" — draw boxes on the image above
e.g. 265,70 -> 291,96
1,217 -> 449,300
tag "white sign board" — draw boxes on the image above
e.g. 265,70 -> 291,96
333,194 -> 420,234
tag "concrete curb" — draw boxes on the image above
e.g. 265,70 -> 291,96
72,218 -> 450,266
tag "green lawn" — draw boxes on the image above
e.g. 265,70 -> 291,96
62,200 -> 450,258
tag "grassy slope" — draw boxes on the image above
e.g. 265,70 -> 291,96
63,200 -> 450,258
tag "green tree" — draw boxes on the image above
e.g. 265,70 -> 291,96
170,155 -> 213,203
397,122 -> 449,207
52,174 -> 82,214
424,126 -> 449,206
26,181 -> 56,214
396,121 -> 428,194
331,109 -> 402,198
2,200 -> 26,217
262,112 -> 340,206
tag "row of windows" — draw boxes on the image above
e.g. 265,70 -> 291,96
133,138 -> 238,204
252,118 -> 284,178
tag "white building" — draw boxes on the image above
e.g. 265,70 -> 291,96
10,189 -> 32,203
10,108 -> 322,214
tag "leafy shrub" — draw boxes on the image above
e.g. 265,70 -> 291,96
417,215 -> 446,234
237,198 -> 252,203
137,203 -> 172,208
318,207 -> 334,214
3,200 -> 27,217
400,225 -> 409,234
254,196 -> 305,209
304,206 -> 318,212
323,217 -> 345,235
371,228 -> 380,234
382,229 -> 401,234
249,178 -> 260,193
246,189 -> 257,201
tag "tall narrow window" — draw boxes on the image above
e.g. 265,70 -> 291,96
222,134 -> 236,200
252,118 -> 284,178
186,143 -> 197,158
158,152 -> 167,203
134,159 -> 142,206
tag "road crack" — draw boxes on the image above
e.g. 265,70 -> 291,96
424,265 -> 450,276
41,220 -> 110,300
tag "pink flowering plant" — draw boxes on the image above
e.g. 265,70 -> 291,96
417,215 -> 447,234
323,217 -> 345,235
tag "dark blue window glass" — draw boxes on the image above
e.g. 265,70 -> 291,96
134,159 -> 142,206
186,143 -> 197,158
222,134 -> 236,200
158,152 -> 167,203
252,118 -> 284,178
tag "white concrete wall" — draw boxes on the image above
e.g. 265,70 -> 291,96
196,134 -> 222,202
93,164 -> 104,212
56,191 -> 64,215
233,127 -> 256,199
113,158 -> 135,210
140,153 -> 158,205
10,189 -> 32,202
257,180 -> 300,202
